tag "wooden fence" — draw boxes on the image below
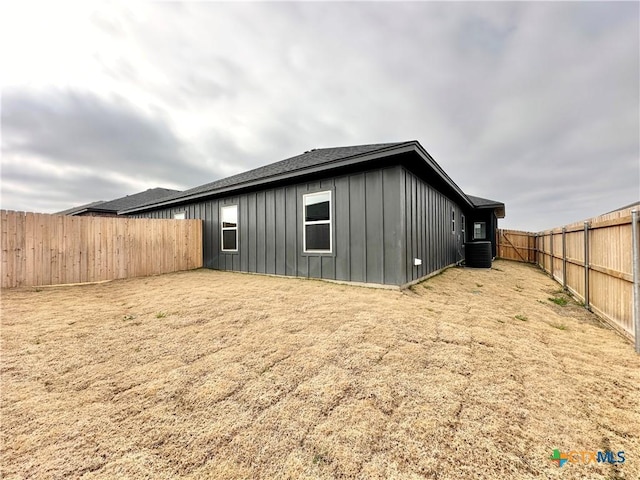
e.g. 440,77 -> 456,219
497,229 -> 537,263
1,210 -> 203,288
497,203 -> 639,343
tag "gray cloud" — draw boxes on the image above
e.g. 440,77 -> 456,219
1,88 -> 224,211
2,88 -> 214,182
2,1 -> 638,231
1,164 -> 132,213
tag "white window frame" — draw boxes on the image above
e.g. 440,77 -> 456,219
473,221 -> 486,240
451,209 -> 455,234
173,212 -> 186,220
461,214 -> 466,239
220,205 -> 238,252
303,190 -> 332,254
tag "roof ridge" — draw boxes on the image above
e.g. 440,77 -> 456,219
141,141 -> 411,208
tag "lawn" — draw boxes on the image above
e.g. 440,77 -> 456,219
1,260 -> 639,479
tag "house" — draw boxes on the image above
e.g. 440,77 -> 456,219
466,195 -> 505,259
57,188 -> 180,217
122,141 -> 505,287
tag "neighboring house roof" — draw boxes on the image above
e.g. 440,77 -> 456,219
56,200 -> 107,216
58,188 -> 180,216
603,201 -> 640,215
97,188 -> 181,212
467,195 -> 506,218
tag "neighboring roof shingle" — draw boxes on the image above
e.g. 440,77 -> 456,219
56,200 -> 106,216
603,201 -> 640,215
96,188 -> 180,212
57,188 -> 180,215
124,142 -> 408,212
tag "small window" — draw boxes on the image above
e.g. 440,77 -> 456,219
473,222 -> 486,240
303,191 -> 331,253
221,205 -> 238,252
451,209 -> 455,233
173,212 -> 186,220
461,214 -> 466,238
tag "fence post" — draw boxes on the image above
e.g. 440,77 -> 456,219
584,221 -> 590,311
550,230 -> 554,279
562,227 -> 567,290
632,210 -> 639,353
544,232 -> 548,272
529,232 -> 533,263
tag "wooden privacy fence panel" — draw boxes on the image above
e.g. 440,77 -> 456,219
497,229 -> 537,263
1,210 -> 203,288
497,204 -> 639,344
536,204 -> 639,342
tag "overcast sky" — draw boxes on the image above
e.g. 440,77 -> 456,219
1,1 -> 638,231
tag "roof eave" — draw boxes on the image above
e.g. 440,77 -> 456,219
121,142 -> 420,214
474,204 -> 506,218
67,209 -> 89,216
70,207 -> 118,215
410,143 -> 475,209
121,141 -> 482,215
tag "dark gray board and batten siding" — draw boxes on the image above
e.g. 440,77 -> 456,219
401,168 -> 465,283
134,165 -> 466,286
135,166 -> 402,285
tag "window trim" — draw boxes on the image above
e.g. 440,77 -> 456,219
302,190 -> 332,254
451,209 -> 455,234
473,221 -> 486,240
220,204 -> 238,252
173,211 -> 186,220
461,214 -> 466,240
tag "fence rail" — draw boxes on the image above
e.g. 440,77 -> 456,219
497,203 -> 640,345
1,210 -> 203,288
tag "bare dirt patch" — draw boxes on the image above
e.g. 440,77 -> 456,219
1,260 -> 639,479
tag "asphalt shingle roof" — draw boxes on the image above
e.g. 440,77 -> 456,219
97,188 -> 180,211
56,200 -> 106,216
126,142 -> 408,211
121,141 -> 505,218
57,188 -> 180,215
467,195 -> 504,208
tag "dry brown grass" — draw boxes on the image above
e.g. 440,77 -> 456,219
1,260 -> 639,479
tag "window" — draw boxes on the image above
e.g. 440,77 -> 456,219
173,212 -> 185,220
451,209 -> 455,233
303,191 -> 331,253
221,205 -> 238,251
461,214 -> 465,239
473,222 -> 486,240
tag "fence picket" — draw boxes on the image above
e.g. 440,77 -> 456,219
497,203 -> 639,342
0,211 -> 202,288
